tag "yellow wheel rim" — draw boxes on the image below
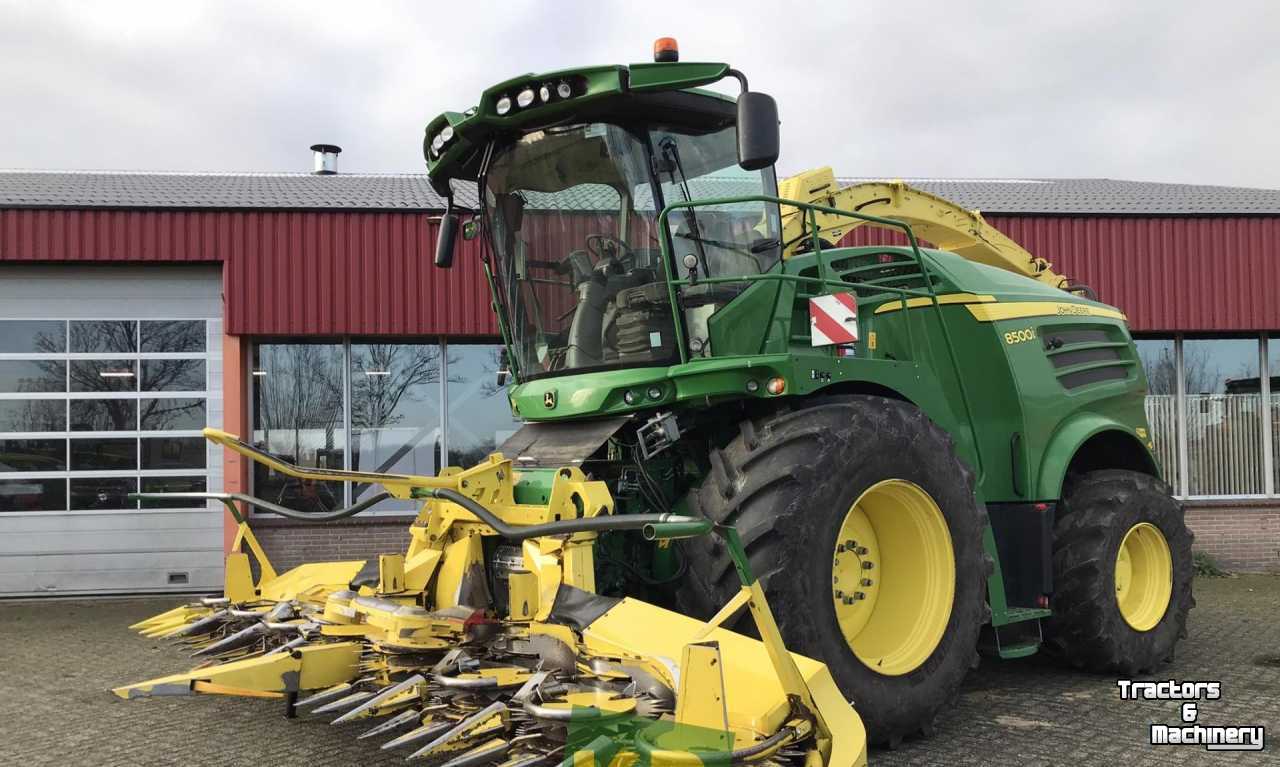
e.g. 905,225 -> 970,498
831,479 -> 955,676
1115,522 -> 1172,631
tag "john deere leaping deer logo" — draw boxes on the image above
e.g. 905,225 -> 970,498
544,389 -> 557,409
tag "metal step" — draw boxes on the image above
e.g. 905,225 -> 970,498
996,640 -> 1040,659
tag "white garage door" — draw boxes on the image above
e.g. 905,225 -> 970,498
0,265 -> 225,595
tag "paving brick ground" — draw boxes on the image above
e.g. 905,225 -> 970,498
0,575 -> 1275,766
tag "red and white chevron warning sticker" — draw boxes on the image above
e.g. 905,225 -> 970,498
809,291 -> 859,346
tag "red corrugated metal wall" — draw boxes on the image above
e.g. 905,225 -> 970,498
836,215 -> 1280,332
3,208 -> 1279,334
0,208 -> 497,336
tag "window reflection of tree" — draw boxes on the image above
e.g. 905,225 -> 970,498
140,398 -> 204,430
69,321 -> 136,353
2,360 -> 63,393
351,344 -> 442,502
352,345 -> 441,429
2,400 -> 65,431
255,345 -> 344,512
141,358 -> 205,391
141,321 -> 203,353
448,346 -> 513,470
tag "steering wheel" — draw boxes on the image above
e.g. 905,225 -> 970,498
586,233 -> 631,262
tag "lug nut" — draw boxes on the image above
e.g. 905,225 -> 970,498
860,578 -> 874,587
853,591 -> 866,600
854,546 -> 868,556
862,561 -> 875,570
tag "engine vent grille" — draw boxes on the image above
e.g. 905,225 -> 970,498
1042,325 -> 1135,390
798,251 -> 941,299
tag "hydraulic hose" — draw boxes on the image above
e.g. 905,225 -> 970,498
129,490 -> 393,522
422,487 -> 701,541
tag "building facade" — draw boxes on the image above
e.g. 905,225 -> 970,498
1,170 -> 1277,595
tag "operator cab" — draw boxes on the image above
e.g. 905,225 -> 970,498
429,40 -> 782,382
485,110 -> 781,379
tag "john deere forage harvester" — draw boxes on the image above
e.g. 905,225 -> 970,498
117,38 -> 1193,765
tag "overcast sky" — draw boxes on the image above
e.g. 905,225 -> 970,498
2,0 -> 1277,187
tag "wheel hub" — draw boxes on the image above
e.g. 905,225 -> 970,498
831,479 -> 955,676
1115,522 -> 1173,631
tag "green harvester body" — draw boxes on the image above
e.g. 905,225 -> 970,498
426,57 -> 1156,645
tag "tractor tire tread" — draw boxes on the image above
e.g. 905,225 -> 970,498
1043,469 -> 1193,675
676,395 -> 986,746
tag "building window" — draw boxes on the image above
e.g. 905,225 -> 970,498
249,339 -> 520,514
446,344 -> 522,468
250,343 -> 345,513
0,318 -> 211,513
1134,334 -> 1276,499
1182,338 -> 1264,496
351,342 -> 443,513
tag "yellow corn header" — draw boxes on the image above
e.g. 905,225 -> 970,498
117,428 -> 867,767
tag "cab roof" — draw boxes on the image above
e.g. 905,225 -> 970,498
423,61 -> 739,196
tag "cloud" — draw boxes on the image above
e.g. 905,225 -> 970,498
0,0 -> 1276,186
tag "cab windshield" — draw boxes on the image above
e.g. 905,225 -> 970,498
483,120 -> 780,381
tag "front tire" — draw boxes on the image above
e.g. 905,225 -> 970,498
1044,469 -> 1194,673
677,396 -> 988,745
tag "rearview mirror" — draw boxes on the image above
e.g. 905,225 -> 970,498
435,211 -> 460,268
736,91 -> 779,171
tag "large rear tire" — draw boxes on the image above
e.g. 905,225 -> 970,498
677,396 -> 988,745
1044,469 -> 1193,673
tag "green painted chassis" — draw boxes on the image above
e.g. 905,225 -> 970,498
495,193 -> 1156,633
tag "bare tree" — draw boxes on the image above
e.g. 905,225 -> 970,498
351,344 -> 441,429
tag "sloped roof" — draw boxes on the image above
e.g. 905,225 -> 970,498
2,169 -> 1279,216
0,170 -> 457,211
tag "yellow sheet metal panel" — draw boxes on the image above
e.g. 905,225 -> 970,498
434,534 -> 485,610
113,641 -> 362,699
378,553 -> 406,593
223,552 -> 255,603
258,560 -> 367,603
674,641 -> 730,732
584,598 -> 803,734
507,570 -> 539,619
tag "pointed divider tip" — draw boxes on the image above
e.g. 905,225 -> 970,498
407,700 -> 507,761
357,708 -> 421,740
310,689 -> 375,716
294,682 -> 355,710
381,719 -> 456,751
330,674 -> 426,725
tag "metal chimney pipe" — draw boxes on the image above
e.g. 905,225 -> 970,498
310,144 -> 342,175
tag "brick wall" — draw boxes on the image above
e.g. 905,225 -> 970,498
253,516 -> 414,572
250,503 -> 1280,577
1184,502 -> 1280,574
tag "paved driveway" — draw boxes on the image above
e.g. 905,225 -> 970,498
0,576 -> 1275,766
